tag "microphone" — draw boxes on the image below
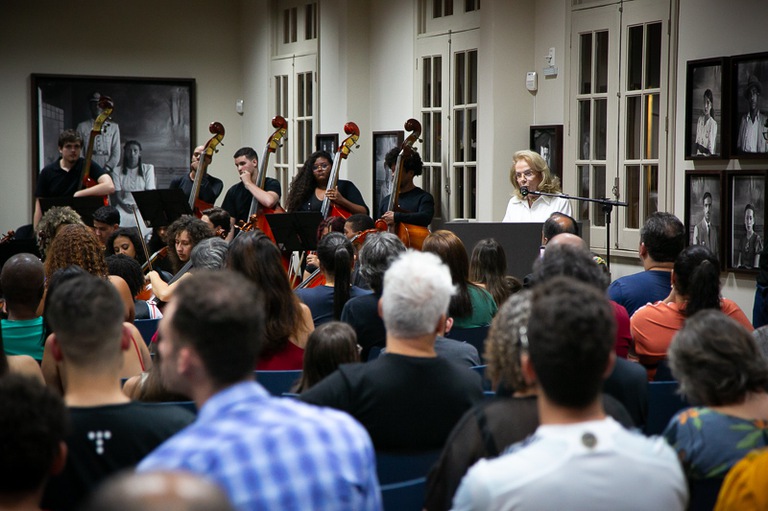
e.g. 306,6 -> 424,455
520,186 -> 529,197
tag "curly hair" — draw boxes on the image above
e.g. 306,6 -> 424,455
44,224 -> 108,280
483,290 -> 532,392
37,206 -> 84,259
105,227 -> 147,265
285,151 -> 333,212
509,149 -> 562,200
164,215 -> 214,273
105,254 -> 144,298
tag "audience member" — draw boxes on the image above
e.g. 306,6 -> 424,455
301,250 -> 483,451
451,277 -> 687,511
664,310 -> 768,480
1,253 -> 45,361
293,321 -> 360,393
137,270 -> 380,510
469,238 -> 521,307
714,447 -> 768,511
36,206 -> 83,260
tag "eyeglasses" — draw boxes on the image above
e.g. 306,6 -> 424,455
515,170 -> 535,180
313,163 -> 330,170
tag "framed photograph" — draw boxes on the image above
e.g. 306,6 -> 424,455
685,58 -> 728,160
529,125 -> 563,181
731,53 -> 768,158
372,130 -> 404,218
727,171 -> 766,271
315,133 -> 338,154
685,170 -> 724,269
32,74 -> 195,189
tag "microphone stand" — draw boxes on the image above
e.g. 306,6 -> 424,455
523,189 -> 628,271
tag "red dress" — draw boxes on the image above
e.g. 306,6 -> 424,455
255,340 -> 304,370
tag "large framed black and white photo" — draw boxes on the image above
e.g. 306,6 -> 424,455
31,74 -> 196,189
726,171 -> 766,272
372,130 -> 404,218
684,170 -> 724,269
685,58 -> 728,160
529,125 -> 563,180
730,53 -> 768,158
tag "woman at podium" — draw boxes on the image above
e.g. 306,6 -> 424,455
502,150 -> 572,223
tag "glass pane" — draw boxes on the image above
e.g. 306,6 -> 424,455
433,111 -> 442,162
468,166 -> 476,218
455,110 -> 465,162
645,93 -> 659,159
423,58 -> 432,108
297,120 -> 306,163
595,99 -> 607,160
305,4 -> 312,40
593,165 -> 606,227
626,96 -> 641,159
307,73 -> 313,116
627,25 -> 643,91
645,22 -> 662,89
578,165 -> 590,221
431,165 -> 442,217
468,50 -> 478,103
434,57 -> 442,107
456,166 -> 465,217
580,33 -> 592,95
291,7 -> 298,43
422,112 -> 431,161
595,31 -> 609,94
626,165 -> 640,229
433,0 -> 441,18
305,121 -> 313,158
283,9 -> 290,44
275,77 -> 281,116
644,164 -> 658,218
468,107 -> 477,161
297,75 -> 305,117
455,52 -> 465,105
445,0 -> 453,16
579,100 -> 591,159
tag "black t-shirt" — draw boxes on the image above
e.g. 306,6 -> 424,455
169,173 -> 224,205
221,178 -> 282,223
340,292 -> 384,360
35,158 -> 107,198
300,353 -> 483,451
297,179 -> 369,215
378,186 -> 435,227
41,401 -> 194,511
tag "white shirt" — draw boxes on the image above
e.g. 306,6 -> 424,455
502,194 -> 573,223
451,417 -> 687,511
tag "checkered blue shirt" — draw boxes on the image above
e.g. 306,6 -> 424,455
138,381 -> 381,511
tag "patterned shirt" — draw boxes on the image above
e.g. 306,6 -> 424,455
138,381 -> 381,511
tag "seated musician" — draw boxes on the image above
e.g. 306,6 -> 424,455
200,207 -> 232,239
221,147 -> 281,227
285,151 -> 368,215
378,147 -> 434,228
33,129 -> 115,228
169,145 -> 224,206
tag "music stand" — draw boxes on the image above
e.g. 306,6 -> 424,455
39,197 -> 106,227
266,212 -> 324,252
132,189 -> 193,228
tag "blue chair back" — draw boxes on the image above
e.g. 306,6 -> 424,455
445,326 -> 490,358
689,477 -> 725,511
255,370 -> 302,396
470,364 -> 492,391
381,477 -> 427,511
134,318 -> 160,346
376,450 -> 441,485
143,400 -> 198,415
645,381 -> 688,436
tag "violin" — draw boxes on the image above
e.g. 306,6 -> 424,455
375,119 -> 430,250
320,122 -> 360,220
80,95 -> 114,206
0,230 -> 14,244
189,122 -> 225,217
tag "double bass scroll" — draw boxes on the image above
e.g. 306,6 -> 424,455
189,122 -> 225,218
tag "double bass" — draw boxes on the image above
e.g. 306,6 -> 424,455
189,122 -> 225,218
79,95 -> 114,206
320,122 -> 360,220
375,118 -> 430,249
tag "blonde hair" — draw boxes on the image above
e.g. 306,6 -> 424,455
509,149 -> 562,200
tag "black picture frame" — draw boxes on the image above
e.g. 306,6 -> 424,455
685,170 -> 724,269
730,53 -> 768,158
685,58 -> 729,160
315,133 -> 339,155
529,125 -> 563,181
372,130 -> 404,218
726,171 -> 766,272
32,74 -> 195,190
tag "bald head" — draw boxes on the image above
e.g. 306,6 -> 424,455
84,471 -> 235,511
546,233 -> 587,251
0,253 -> 44,315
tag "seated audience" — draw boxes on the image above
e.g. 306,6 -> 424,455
137,270 -> 380,510
36,206 -> 83,260
664,310 -> 768,480
227,232 -> 313,370
714,447 -> 768,510
423,230 -> 497,329
292,321 -> 360,393
469,238 -> 522,307
41,274 -> 194,511
1,253 -> 45,361
344,213 -> 376,289
451,277 -> 687,511
0,375 -> 68,511
301,250 -> 484,451
631,245 -> 753,379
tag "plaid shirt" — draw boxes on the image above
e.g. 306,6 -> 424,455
138,381 -> 381,511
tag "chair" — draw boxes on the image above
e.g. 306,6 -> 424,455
644,381 -> 688,436
381,477 -> 427,511
376,450 -> 441,485
134,318 -> 160,346
470,364 -> 492,391
653,358 -> 676,382
688,477 -> 725,511
255,370 -> 302,396
143,400 -> 198,414
445,326 -> 490,358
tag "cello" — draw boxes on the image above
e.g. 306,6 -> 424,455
79,95 -> 114,206
320,122 -> 360,220
189,122 -> 225,218
374,118 -> 430,250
